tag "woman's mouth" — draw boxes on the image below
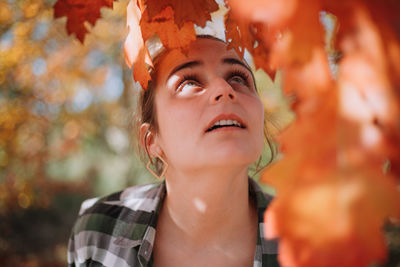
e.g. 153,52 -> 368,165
206,119 -> 245,132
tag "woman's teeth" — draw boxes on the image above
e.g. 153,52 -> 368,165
207,119 -> 244,132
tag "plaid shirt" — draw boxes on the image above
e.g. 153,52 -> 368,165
68,178 -> 279,267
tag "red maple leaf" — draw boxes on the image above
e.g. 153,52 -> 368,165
53,0 -> 115,43
224,10 -> 276,78
140,6 -> 196,51
144,0 -> 219,28
124,0 -> 151,89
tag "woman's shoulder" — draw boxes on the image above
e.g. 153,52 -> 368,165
68,181 -> 166,267
77,182 -> 165,217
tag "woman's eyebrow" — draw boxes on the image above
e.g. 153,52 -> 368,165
222,58 -> 252,73
168,60 -> 203,79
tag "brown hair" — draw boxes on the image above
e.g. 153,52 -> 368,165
132,52 -> 167,175
133,36 -> 276,174
133,58 -> 161,162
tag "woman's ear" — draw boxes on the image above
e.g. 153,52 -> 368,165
139,123 -> 161,158
139,123 -> 150,152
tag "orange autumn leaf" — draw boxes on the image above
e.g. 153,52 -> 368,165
252,45 -> 276,80
140,6 -> 196,52
323,0 -> 400,99
264,170 -> 400,267
224,11 -> 275,78
227,0 -> 325,67
229,0 -> 400,266
145,0 -> 219,28
224,10 -> 256,58
124,0 -> 146,68
125,0 -> 204,89
262,88 -> 338,192
227,0 -> 298,28
268,0 -> 325,68
330,1 -> 400,174
53,0 -> 115,43
282,47 -> 333,103
124,0 -> 151,89
132,47 -> 151,90
124,0 -> 197,89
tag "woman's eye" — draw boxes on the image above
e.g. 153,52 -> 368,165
177,80 -> 201,93
226,70 -> 252,88
229,76 -> 246,85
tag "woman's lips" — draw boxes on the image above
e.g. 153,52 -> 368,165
206,125 -> 245,133
205,113 -> 247,133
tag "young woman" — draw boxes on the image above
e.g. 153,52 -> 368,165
67,36 -> 279,267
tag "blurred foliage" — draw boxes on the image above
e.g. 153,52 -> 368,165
0,0 -> 155,265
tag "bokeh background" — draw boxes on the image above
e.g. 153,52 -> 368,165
0,0 -> 156,265
0,0 -> 293,265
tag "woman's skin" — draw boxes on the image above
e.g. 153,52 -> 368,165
140,38 -> 265,267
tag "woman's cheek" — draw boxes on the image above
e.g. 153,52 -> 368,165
159,104 -> 196,149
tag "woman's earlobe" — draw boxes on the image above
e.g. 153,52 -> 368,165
151,145 -> 163,157
147,137 -> 163,158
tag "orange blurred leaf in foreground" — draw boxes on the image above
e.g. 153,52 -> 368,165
333,2 -> 400,173
228,0 -> 400,266
53,0 -> 115,42
227,0 -> 297,28
265,170 -> 400,267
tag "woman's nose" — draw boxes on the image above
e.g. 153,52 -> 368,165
210,78 -> 237,103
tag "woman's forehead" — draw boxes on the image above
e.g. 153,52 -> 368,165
156,38 -> 240,80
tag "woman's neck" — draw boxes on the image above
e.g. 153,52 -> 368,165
158,166 -> 257,247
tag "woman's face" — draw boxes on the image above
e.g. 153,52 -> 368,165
152,38 -> 264,172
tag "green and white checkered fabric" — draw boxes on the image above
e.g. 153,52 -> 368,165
67,178 -> 279,267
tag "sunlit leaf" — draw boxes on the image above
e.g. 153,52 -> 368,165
145,0 -> 219,28
53,0 -> 115,42
140,6 -> 196,51
124,0 -> 151,88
